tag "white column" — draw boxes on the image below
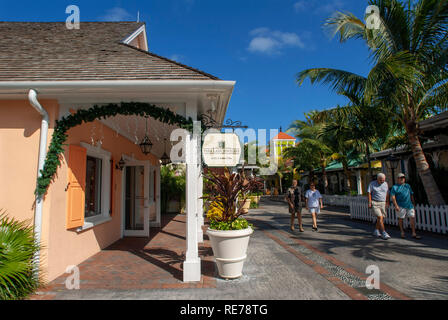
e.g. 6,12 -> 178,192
183,133 -> 201,282
156,165 -> 161,227
197,163 -> 204,243
356,170 -> 363,195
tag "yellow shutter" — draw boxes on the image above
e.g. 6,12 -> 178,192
66,145 -> 87,230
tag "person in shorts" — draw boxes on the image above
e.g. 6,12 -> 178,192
390,173 -> 421,239
285,180 -> 304,232
305,183 -> 323,232
367,173 -> 391,240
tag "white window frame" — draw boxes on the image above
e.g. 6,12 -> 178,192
77,142 -> 112,232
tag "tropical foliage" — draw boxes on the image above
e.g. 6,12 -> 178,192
202,167 -> 263,230
160,164 -> 186,214
296,0 -> 448,205
0,211 -> 42,300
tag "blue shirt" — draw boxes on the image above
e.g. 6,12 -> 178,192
367,181 -> 389,202
305,189 -> 322,208
390,183 -> 414,209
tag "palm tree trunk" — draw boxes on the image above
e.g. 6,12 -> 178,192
407,122 -> 445,205
321,161 -> 328,194
366,143 -> 373,181
309,169 -> 315,185
342,160 -> 351,193
279,175 -> 283,195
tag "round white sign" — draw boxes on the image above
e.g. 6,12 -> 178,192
202,133 -> 242,167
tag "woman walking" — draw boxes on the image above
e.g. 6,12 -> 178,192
305,183 -> 323,231
285,179 -> 304,232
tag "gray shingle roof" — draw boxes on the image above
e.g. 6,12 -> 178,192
0,21 -> 219,81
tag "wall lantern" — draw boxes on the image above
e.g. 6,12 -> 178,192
115,156 -> 126,171
139,117 -> 153,155
160,138 -> 171,165
385,154 -> 400,185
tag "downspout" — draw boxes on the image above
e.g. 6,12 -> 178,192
28,89 -> 49,277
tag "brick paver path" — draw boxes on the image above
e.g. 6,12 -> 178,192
29,214 -> 215,299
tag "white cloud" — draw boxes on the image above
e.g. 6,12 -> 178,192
247,28 -> 305,55
99,7 -> 134,21
293,1 -> 307,12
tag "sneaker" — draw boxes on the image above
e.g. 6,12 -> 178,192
381,231 -> 391,240
373,229 -> 381,237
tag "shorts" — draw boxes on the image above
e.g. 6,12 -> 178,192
397,208 -> 415,219
309,207 -> 320,214
371,201 -> 386,217
290,204 -> 302,214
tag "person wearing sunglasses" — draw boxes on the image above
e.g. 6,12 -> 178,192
390,173 -> 421,240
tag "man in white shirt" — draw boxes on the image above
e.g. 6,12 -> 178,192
305,183 -> 323,232
367,173 -> 391,240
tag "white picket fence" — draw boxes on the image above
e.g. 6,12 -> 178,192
322,195 -> 367,207
349,198 -> 448,234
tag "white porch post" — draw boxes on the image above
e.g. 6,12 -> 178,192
356,170 -> 363,195
197,164 -> 204,243
183,132 -> 201,282
156,165 -> 161,227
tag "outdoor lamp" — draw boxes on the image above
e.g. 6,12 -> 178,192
139,117 -> 153,155
115,157 -> 126,171
160,138 -> 171,165
385,154 -> 400,170
385,154 -> 400,185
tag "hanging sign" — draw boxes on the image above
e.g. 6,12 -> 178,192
202,133 -> 242,167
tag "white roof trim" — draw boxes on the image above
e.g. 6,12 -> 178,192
122,24 -> 148,51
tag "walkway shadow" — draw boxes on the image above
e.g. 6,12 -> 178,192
249,210 -> 448,263
131,248 -> 184,281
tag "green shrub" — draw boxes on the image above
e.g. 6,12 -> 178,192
209,218 -> 253,231
249,201 -> 259,209
0,211 -> 42,300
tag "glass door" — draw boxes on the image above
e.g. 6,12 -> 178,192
123,164 -> 150,237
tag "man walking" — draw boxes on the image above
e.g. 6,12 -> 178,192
390,173 -> 421,240
367,173 -> 391,240
285,179 -> 304,232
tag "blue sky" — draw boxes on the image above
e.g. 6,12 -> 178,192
0,0 -> 374,138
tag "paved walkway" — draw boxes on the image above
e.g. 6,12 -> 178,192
30,198 -> 448,300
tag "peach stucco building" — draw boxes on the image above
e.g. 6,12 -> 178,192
0,22 -> 235,282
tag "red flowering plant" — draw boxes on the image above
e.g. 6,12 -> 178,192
202,167 -> 263,230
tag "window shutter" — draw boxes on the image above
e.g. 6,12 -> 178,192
66,145 -> 87,230
110,158 -> 115,216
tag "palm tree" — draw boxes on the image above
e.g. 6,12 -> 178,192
297,0 -> 448,205
317,110 -> 359,193
288,112 -> 334,193
317,92 -> 396,181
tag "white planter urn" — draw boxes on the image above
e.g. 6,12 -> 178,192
206,227 -> 253,279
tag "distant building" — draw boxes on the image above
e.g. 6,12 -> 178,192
271,131 -> 296,163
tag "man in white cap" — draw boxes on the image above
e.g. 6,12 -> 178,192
390,173 -> 421,239
367,173 -> 391,240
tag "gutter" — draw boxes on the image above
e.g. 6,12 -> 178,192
0,80 -> 236,91
28,89 -> 49,276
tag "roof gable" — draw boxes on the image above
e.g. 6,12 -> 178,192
273,132 -> 296,140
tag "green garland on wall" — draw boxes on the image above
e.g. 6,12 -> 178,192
35,102 -> 201,199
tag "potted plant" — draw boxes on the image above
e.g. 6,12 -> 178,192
203,167 -> 262,279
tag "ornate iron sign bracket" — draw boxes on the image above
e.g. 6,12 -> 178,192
200,110 -> 248,130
